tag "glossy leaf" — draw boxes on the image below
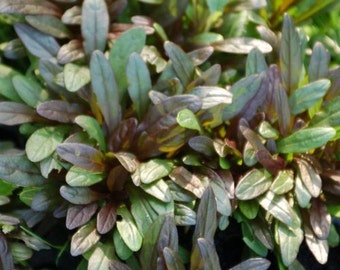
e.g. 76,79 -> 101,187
140,179 -> 172,203
277,127 -> 335,154
189,86 -> 232,109
258,191 -> 300,228
280,14 -> 302,93
132,159 -> 173,186
187,46 -> 214,66
157,215 -> 178,258
238,200 -> 259,220
190,32 -> 223,46
66,203 -> 98,230
304,225 -> 329,264
310,198 -> 331,240
60,185 -> 104,205
222,75 -> 262,120
108,118 -> 138,152
127,53 -> 152,119
113,229 -> 133,260
310,96 -> 340,127
164,41 -> 194,87
109,28 -> 146,98
14,23 -> 60,59
276,222 -> 303,266
37,100 -> 84,123
230,258 -> 270,270
88,244 -> 114,270
71,221 -> 100,256
97,202 -> 117,234
0,0 -> 62,16
25,15 -> 70,38
12,75 -> 49,108
235,169 -> 271,200
169,167 -> 205,198
294,173 -> 312,208
197,238 -> 221,270
57,40 -> 85,64
61,6 -> 81,25
64,63 -> 90,92
270,170 -> 294,195
0,153 -> 45,186
246,48 -> 268,76
0,102 -> 37,125
308,42 -> 330,82
163,247 -> 186,270
66,166 -> 105,187
174,203 -> 196,226
209,171 -> 232,216
213,38 -> 272,54
81,0 -> 109,55
90,50 -> 121,133
189,136 -> 215,157
57,143 -> 106,172
177,109 -> 202,133
289,79 -> 330,115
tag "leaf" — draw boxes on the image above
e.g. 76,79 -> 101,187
174,203 -> 196,226
132,159 -> 173,185
197,238 -> 221,270
0,101 -> 38,125
308,42 -> 330,82
127,53 -> 152,119
57,143 -> 106,172
25,15 -> 70,38
193,187 -> 217,241
164,41 -> 195,87
0,0 -> 61,16
0,64 -> 22,101
235,169 -> 271,200
57,40 -> 85,64
117,206 -> 143,252
310,198 -> 331,240
3,38 -> 26,59
66,166 -> 105,187
0,232 -> 14,270
163,247 -> 186,270
188,136 -> 215,157
213,37 -> 272,54
304,224 -> 329,264
37,100 -> 84,123
14,23 -> 60,59
97,202 -> 117,234
109,27 -> 146,99
189,86 -> 232,109
113,229 -> 133,260
81,0 -> 109,55
187,46 -> 214,66
71,221 -> 100,256
61,6 -> 81,25
230,257 -> 271,270
60,185 -> 104,205
276,127 -> 335,154
280,14 -> 302,93
157,215 -> 178,255
190,32 -> 224,46
140,179 -> 172,203
75,115 -> 106,152
258,191 -> 300,228
294,173 -> 311,208
66,203 -> 98,230
109,260 -> 133,270
241,221 -> 267,257
64,63 -> 91,92
90,50 -> 121,133
246,48 -> 268,76
289,79 -> 330,115
310,96 -> 340,127
12,75 -> 49,108
270,170 -> 294,195
238,200 -> 259,219
177,109 -> 202,133
169,167 -> 205,198
274,83 -> 291,136
0,153 -> 46,186
114,152 -> 138,173
222,75 -> 262,120
276,222 -> 303,266
89,244 -> 114,270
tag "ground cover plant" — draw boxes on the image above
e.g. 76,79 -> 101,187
0,0 -> 339,269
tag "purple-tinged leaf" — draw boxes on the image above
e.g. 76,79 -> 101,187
163,247 -> 185,270
90,50 -> 121,133
14,23 -> 60,59
57,40 -> 85,64
0,102 -> 39,125
252,220 -> 274,250
213,37 -> 272,54
310,96 -> 340,127
157,215 -> 178,255
304,224 -> 329,264
97,202 -> 117,234
37,100 -> 84,123
174,203 -> 196,226
230,257 -> 270,270
189,86 -> 232,109
71,221 -> 100,256
187,46 -> 214,66
308,42 -> 329,82
0,0 -> 62,16
196,238 -> 221,270
82,0 -> 109,55
66,203 -> 98,230
280,14 -> 302,93
57,143 -> 106,172
61,6 -> 81,25
3,38 -> 26,59
326,67 -> 340,100
108,118 -> 138,152
60,185 -> 104,205
310,198 -> 331,240
109,260 -> 132,270
141,179 -> 172,203
273,83 -> 291,136
0,232 -> 14,270
188,136 -> 215,156
114,152 -> 139,173
189,64 -> 221,87
246,48 -> 268,76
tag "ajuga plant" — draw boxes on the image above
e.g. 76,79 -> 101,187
0,0 -> 339,270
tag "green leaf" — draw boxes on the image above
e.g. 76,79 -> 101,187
0,180 -> 16,196
117,206 -> 143,252
213,38 -> 272,54
140,179 -> 172,202
235,169 -> 272,200
188,136 -> 215,156
276,222 -> 303,266
75,115 -> 106,152
308,42 -> 330,82
163,247 -> 186,270
238,200 -> 259,220
0,101 -> 37,125
258,191 -> 300,228
64,63 -> 91,92
25,15 -> 70,38
294,173 -> 311,208
190,32 -> 224,46
289,79 -> 330,115
241,221 -> 268,257
88,244 -> 114,270
277,127 -> 335,154
0,0 -> 62,16
71,221 -> 100,256
114,152 -> 139,173
310,198 -> 331,240
14,23 -> 60,59
210,175 -> 232,216
57,143 -> 106,172
109,28 -> 146,99
113,229 -> 133,260
274,83 -> 291,136
127,53 -> 152,119
246,48 -> 268,76
222,75 -> 262,120
206,0 -> 228,12
175,203 -> 196,226
177,109 -> 202,133
81,0 -> 109,55
57,40 -> 85,64
12,75 -> 49,108
90,50 -> 121,133
310,96 -> 340,127
230,258 -> 271,270
0,64 -> 22,101
60,185 -> 104,205
164,41 -> 195,88
280,14 -> 302,93
197,238 -> 221,270
26,126 -> 67,162
270,170 -> 294,195
132,159 -> 173,185
66,166 -> 105,187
